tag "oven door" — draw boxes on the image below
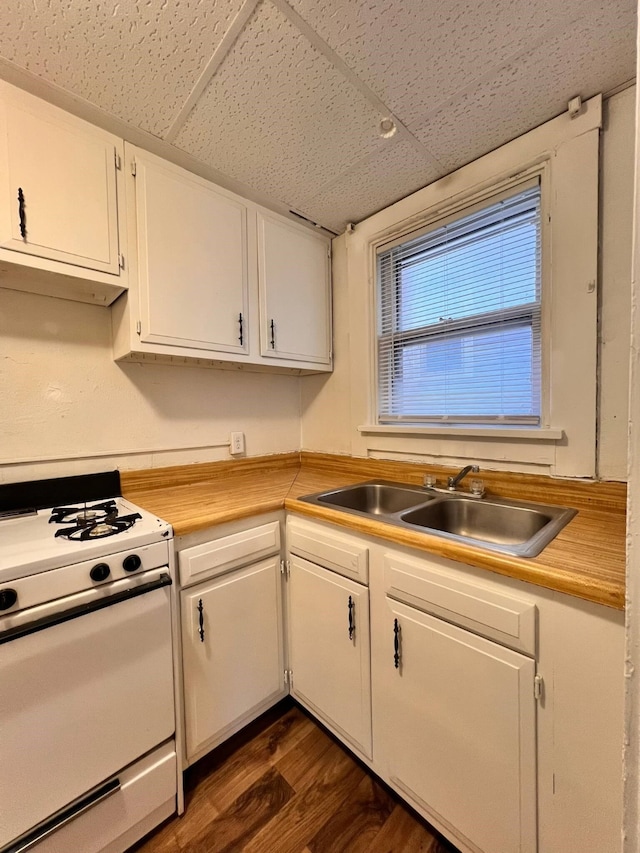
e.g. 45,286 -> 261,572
0,569 -> 175,851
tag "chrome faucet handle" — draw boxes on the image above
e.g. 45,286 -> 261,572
447,464 -> 480,490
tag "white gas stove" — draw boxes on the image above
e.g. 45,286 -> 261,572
0,495 -> 171,585
0,471 -> 178,853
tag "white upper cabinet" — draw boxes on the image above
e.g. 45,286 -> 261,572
113,146 -> 332,374
258,212 -> 331,365
131,148 -> 249,355
0,81 -> 125,305
0,86 -> 333,365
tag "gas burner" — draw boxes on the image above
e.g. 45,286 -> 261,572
49,500 -> 118,525
54,512 -> 142,541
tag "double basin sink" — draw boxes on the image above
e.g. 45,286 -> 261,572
299,480 -> 577,558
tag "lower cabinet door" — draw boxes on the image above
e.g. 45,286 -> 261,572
288,555 -> 372,757
181,557 -> 285,762
378,598 -> 537,853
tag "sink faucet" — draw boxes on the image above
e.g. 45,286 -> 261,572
447,464 -> 479,491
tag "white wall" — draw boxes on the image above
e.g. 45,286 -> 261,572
0,287 -> 301,483
302,87 -> 635,482
298,233 -> 352,455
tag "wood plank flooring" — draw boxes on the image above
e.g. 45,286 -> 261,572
130,702 -> 460,853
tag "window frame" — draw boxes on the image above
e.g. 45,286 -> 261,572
375,176 -> 546,427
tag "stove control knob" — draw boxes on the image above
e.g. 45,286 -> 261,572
123,554 -> 142,573
0,588 -> 17,610
90,563 -> 111,582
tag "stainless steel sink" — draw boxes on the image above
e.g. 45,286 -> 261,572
299,480 -> 577,558
400,496 -> 576,556
314,481 -> 435,515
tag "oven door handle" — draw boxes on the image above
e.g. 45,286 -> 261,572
1,776 -> 120,853
0,572 -> 172,646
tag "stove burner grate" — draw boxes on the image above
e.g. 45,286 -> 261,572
49,500 -> 118,525
54,512 -> 142,541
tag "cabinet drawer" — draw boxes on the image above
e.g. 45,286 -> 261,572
384,551 -> 536,656
179,521 -> 280,586
287,517 -> 369,583
32,742 -> 176,853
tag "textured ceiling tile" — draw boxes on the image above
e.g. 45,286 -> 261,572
287,0 -> 633,129
0,0 -> 245,136
414,3 -> 637,174
173,0 -> 389,206
292,140 -> 443,233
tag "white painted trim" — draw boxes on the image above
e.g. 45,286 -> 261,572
0,441 -> 232,467
358,425 -> 564,441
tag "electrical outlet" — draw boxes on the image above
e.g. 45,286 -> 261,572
230,431 -> 245,456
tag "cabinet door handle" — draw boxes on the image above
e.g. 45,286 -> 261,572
197,598 -> 205,642
18,187 -> 26,239
270,319 -> 275,349
348,595 -> 355,640
393,618 -> 400,669
238,312 -> 244,346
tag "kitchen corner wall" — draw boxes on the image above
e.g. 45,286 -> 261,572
301,86 -> 635,482
0,288 -> 301,484
1,87 -> 632,487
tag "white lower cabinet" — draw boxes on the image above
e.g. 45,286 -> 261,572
178,517 -> 286,765
181,557 -> 284,762
377,596 -> 536,853
174,514 -> 624,853
287,554 -> 372,758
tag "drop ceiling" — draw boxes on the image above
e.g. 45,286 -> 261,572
0,0 -> 635,234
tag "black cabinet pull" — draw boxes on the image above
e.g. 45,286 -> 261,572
197,598 -> 205,643
393,618 -> 400,669
238,312 -> 244,346
348,595 -> 355,640
18,187 -> 26,239
270,319 -> 275,349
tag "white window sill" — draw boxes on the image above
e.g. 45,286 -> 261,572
358,424 -> 564,441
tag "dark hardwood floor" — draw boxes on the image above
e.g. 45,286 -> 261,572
130,701 -> 460,853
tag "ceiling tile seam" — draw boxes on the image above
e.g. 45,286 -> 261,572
407,3 -> 627,137
268,0 -> 445,172
164,0 -> 262,144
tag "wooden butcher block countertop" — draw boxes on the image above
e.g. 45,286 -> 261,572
121,451 -> 627,611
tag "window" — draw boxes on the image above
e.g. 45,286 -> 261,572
376,180 -> 542,426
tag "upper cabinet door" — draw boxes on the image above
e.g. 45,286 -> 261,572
257,212 -> 331,365
131,147 -> 249,355
0,85 -> 121,275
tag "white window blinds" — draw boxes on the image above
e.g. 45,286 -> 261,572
376,180 -> 542,426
